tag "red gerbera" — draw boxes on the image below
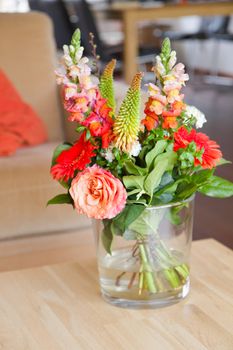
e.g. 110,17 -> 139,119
193,132 -> 222,169
174,127 -> 222,169
50,133 -> 97,181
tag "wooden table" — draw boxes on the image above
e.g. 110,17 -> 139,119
0,235 -> 232,350
108,1 -> 233,83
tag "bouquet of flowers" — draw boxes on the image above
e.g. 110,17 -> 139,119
48,30 -> 233,303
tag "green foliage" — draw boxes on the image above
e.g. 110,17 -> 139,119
216,158 -> 232,166
177,141 -> 203,171
145,140 -> 167,169
128,208 -> 164,238
102,220 -> 113,254
123,175 -> 145,191
101,204 -> 145,253
168,205 -> 184,225
198,176 -> 233,198
124,160 -> 147,176
47,193 -> 73,206
112,204 -> 145,233
144,160 -> 168,198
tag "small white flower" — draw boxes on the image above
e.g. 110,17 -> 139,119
63,45 -> 69,55
63,54 -> 73,67
168,50 -> 177,69
155,56 -> 166,77
129,141 -> 142,157
186,105 -> 207,129
69,45 -> 75,54
103,149 -> 115,163
55,66 -> 68,85
75,46 -> 84,62
64,83 -> 77,99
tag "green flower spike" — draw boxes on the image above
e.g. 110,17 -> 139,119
66,28 -> 82,65
113,72 -> 143,153
71,28 -> 81,49
99,59 -> 116,112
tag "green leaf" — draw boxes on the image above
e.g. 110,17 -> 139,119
47,193 -> 73,206
198,176 -> 233,198
190,169 -> 214,186
216,158 -> 232,166
123,175 -> 145,190
145,140 -> 167,169
154,151 -> 177,171
85,129 -> 91,140
155,181 -> 178,196
139,145 -> 150,161
113,204 -> 145,233
127,188 -> 141,197
144,160 -> 168,197
128,208 -> 164,238
51,143 -> 71,166
58,180 -> 70,190
102,220 -> 113,254
124,160 -> 147,176
75,125 -> 86,133
167,205 -> 184,225
159,172 -> 174,188
176,183 -> 197,201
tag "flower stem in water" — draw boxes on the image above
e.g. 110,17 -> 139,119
138,243 -> 157,293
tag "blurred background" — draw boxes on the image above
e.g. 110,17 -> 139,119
0,0 -> 232,248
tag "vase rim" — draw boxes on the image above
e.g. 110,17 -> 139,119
145,194 -> 195,210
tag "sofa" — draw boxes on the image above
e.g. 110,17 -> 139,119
0,11 -> 134,240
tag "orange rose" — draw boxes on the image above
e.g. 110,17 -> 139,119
69,165 -> 127,219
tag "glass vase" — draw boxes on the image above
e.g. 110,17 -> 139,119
92,196 -> 194,309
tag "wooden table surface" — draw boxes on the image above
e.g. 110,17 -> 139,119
105,1 -> 233,83
0,235 -> 232,350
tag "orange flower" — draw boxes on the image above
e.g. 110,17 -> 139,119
162,101 -> 184,129
142,115 -> 159,131
142,99 -> 160,131
69,165 -> 127,219
162,116 -> 177,129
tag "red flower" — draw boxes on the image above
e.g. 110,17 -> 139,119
50,134 -> 97,181
102,130 -> 114,149
173,126 -> 191,151
193,132 -> 222,169
174,127 -> 222,169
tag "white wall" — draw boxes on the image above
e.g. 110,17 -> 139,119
0,0 -> 29,12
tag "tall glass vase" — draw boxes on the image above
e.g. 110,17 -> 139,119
92,196 -> 194,309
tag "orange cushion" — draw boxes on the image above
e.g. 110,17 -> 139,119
0,70 -> 48,156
